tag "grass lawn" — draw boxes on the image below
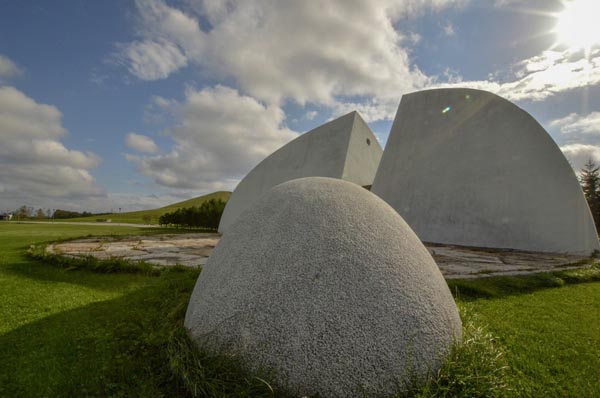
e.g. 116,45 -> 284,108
460,283 -> 600,397
0,223 -> 198,397
1,223 -> 599,397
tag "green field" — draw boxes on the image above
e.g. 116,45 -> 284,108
1,223 -> 599,397
59,191 -> 231,224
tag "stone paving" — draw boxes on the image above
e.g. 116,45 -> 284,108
46,234 -> 593,279
46,233 -> 219,267
428,243 -> 591,279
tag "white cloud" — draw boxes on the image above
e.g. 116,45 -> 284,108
121,0 -> 466,113
126,132 -> 159,153
0,86 -> 104,207
434,48 -> 600,102
443,22 -> 455,36
408,32 -> 422,44
0,55 -> 22,82
117,1 -> 600,124
120,39 -> 188,80
560,143 -> 600,173
550,112 -> 600,135
126,85 -> 298,190
305,110 -> 318,120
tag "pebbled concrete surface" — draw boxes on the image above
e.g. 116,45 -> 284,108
185,177 -> 462,397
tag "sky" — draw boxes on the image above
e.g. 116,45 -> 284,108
1,0 -> 600,213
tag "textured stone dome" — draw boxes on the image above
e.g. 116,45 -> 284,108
185,177 -> 462,397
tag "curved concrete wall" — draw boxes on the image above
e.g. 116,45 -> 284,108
372,88 -> 599,255
219,111 -> 383,233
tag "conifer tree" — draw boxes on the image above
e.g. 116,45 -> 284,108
580,159 -> 600,232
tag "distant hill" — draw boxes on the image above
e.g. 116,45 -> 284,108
64,191 -> 231,225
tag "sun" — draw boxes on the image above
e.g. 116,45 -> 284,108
554,0 -> 600,54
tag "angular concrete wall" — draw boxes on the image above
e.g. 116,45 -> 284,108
372,88 -> 599,255
218,111 -> 383,233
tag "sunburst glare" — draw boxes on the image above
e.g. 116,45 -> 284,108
554,0 -> 600,55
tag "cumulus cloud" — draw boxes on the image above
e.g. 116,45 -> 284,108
126,85 -> 298,190
126,132 -> 159,153
120,0 -> 468,114
116,1 -> 600,124
0,86 -> 104,207
560,143 -> 600,173
550,112 -> 600,135
0,55 -> 22,82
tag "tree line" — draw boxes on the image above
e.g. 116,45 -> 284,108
8,206 -> 101,220
158,198 -> 226,230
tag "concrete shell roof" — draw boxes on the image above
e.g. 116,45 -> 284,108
218,111 -> 383,232
372,88 -> 599,255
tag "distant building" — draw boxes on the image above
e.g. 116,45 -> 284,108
0,213 -> 13,221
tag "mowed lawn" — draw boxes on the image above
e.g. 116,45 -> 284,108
0,223 -> 599,397
0,223 -> 198,398
462,283 -> 600,397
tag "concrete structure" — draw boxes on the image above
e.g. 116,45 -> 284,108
372,88 -> 599,255
218,111 -> 382,232
186,177 -> 462,397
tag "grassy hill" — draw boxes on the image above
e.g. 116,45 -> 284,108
63,191 -> 231,225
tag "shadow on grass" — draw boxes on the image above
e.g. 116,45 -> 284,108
2,258 -> 153,292
0,270 -> 197,398
448,263 -> 600,301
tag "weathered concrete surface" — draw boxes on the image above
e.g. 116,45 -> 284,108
47,233 -> 219,267
46,233 -> 590,277
186,177 -> 461,397
429,244 -> 591,279
218,111 -> 383,233
372,88 -> 599,255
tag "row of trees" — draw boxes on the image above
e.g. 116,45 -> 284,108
12,206 -> 51,220
53,209 -> 94,219
158,198 -> 226,230
9,206 -> 97,220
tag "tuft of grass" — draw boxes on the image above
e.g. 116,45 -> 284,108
27,243 -> 162,276
448,260 -> 600,300
168,326 -> 278,398
165,271 -> 281,398
399,308 -> 510,398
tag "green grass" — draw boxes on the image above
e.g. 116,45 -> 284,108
57,191 -> 231,224
458,283 -> 600,397
400,308 -> 510,398
0,224 -> 193,397
1,223 -> 599,397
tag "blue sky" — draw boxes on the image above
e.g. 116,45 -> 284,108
1,0 -> 599,213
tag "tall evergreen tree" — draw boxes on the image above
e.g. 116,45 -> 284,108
580,159 -> 600,232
